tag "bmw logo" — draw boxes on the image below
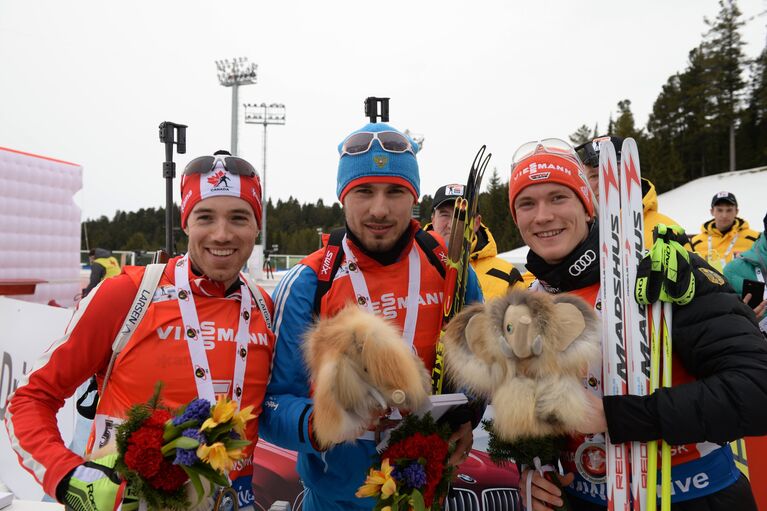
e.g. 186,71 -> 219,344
456,474 -> 476,484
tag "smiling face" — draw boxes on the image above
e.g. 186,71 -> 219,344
183,195 -> 259,288
343,182 -> 415,252
513,183 -> 592,264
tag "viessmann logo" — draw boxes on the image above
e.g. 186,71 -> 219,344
568,249 -> 596,276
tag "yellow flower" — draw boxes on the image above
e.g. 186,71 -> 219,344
200,395 -> 237,432
197,442 -> 243,473
355,458 -> 397,499
232,405 -> 256,437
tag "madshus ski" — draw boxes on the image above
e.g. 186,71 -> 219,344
598,138 -> 649,511
620,139 -> 650,511
598,140 -> 632,511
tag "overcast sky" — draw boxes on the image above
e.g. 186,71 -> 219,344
2,0 -> 766,220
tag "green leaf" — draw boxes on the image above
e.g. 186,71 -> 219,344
161,436 -> 200,455
163,419 -> 199,441
182,466 -> 206,503
222,439 -> 251,450
190,462 -> 229,487
410,489 -> 427,511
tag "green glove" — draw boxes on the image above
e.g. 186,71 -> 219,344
635,224 -> 695,306
60,454 -> 138,511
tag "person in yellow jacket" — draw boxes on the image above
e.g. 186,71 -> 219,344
82,247 -> 121,297
690,191 -> 759,272
425,184 -> 523,298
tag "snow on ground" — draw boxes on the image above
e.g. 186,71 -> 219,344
498,166 -> 767,265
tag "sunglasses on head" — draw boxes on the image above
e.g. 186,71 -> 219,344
511,138 -> 580,167
184,155 -> 257,177
341,131 -> 415,157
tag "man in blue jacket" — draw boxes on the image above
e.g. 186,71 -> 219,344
259,121 -> 482,510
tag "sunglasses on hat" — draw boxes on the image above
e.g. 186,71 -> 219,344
341,131 -> 415,157
184,155 -> 257,177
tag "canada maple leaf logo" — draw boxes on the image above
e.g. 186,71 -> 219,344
207,170 -> 230,187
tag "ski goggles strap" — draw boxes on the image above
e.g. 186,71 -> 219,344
340,131 -> 415,156
184,155 -> 257,177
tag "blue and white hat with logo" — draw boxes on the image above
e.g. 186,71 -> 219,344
336,122 -> 420,201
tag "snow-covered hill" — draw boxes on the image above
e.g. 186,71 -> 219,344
656,166 -> 767,235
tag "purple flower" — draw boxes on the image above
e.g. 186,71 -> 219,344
174,448 -> 198,466
172,399 -> 211,425
400,463 -> 427,489
182,428 -> 205,442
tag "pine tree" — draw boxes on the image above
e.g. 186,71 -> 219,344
569,125 -> 593,145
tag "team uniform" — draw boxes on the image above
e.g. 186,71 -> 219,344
690,217 -> 759,272
5,257 -> 275,508
259,221 -> 482,510
525,223 -> 767,510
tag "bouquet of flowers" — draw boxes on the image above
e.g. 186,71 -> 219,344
355,413 -> 454,511
484,419 -> 570,511
113,384 -> 255,510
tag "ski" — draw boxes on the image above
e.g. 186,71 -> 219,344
620,139 -> 649,511
432,145 -> 489,394
598,140 -> 631,511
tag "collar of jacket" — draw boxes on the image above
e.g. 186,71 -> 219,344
344,219 -> 419,266
525,222 -> 600,292
702,217 -> 749,236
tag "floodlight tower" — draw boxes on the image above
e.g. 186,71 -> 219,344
215,57 -> 257,155
244,102 -> 286,256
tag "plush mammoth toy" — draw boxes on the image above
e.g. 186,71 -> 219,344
304,305 -> 431,449
443,290 -> 601,441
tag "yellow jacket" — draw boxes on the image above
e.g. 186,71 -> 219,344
469,223 -> 525,299
423,222 -> 524,299
641,179 -> 683,249
93,256 -> 121,279
690,218 -> 759,272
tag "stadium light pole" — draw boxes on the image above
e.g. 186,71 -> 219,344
244,102 -> 286,259
215,57 -> 257,155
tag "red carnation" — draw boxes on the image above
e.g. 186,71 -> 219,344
147,458 -> 189,491
124,425 -> 165,478
145,409 -> 172,428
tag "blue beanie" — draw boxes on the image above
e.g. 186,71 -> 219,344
336,122 -> 420,201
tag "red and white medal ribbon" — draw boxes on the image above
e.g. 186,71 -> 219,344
174,254 -> 251,408
341,236 -> 420,347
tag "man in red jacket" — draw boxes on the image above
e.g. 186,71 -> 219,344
5,151 -> 275,511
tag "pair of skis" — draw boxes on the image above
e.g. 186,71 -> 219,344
431,145 -> 489,394
598,139 -> 671,510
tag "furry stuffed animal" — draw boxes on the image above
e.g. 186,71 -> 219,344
304,305 -> 431,449
444,291 -> 601,441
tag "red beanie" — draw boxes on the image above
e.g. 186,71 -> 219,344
180,161 -> 263,229
508,151 -> 594,222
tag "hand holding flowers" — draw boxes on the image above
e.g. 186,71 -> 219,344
113,384 -> 256,510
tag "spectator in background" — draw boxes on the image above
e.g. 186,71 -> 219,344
724,211 -> 767,334
424,183 -> 524,299
690,191 -> 759,272
82,248 -> 121,297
